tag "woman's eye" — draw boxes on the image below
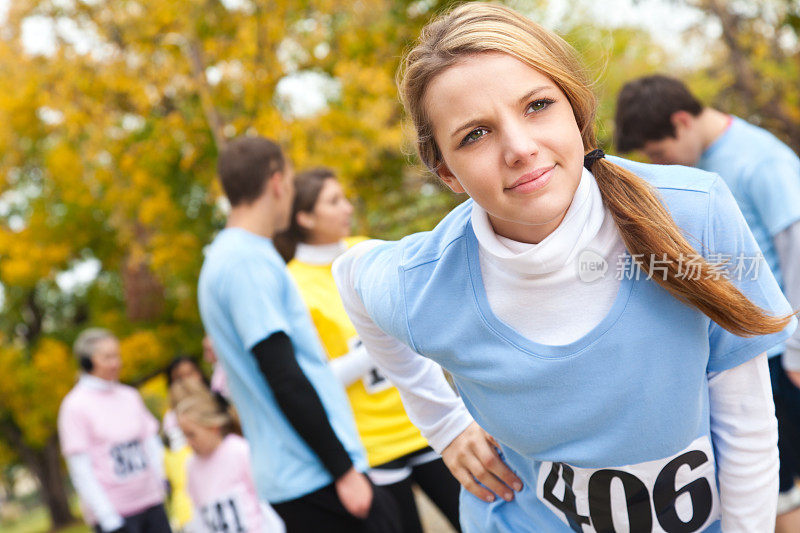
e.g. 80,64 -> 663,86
460,127 -> 488,146
526,98 -> 554,114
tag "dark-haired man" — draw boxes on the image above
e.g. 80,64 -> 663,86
616,75 -> 800,529
198,136 -> 398,532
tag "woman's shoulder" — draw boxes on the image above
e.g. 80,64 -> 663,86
352,199 -> 473,273
395,198 -> 474,269
609,155 -> 719,196
611,155 -> 726,235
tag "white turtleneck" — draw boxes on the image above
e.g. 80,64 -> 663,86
333,170 -> 777,529
294,241 -> 348,265
471,167 -> 625,344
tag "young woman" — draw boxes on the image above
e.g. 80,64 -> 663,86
333,3 -> 797,532
274,168 -> 462,533
174,380 -> 285,533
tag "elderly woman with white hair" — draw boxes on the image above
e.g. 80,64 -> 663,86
57,328 -> 171,533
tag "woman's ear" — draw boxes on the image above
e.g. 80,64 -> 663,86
436,162 -> 465,194
296,210 -> 315,231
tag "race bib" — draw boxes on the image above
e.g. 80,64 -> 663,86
110,439 -> 148,479
200,493 -> 247,533
347,336 -> 392,395
536,436 -> 719,532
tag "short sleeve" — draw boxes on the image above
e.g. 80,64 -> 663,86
58,396 -> 91,456
352,241 -> 415,349
748,157 -> 800,236
223,258 -> 291,351
707,176 -> 797,372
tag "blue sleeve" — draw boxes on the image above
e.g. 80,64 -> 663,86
354,241 -> 416,349
223,258 -> 291,352
706,176 -> 797,372
748,157 -> 800,236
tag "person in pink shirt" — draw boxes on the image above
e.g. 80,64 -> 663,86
58,327 -> 171,533
175,381 -> 284,533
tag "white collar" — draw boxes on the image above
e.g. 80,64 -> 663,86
471,167 -> 608,276
294,241 -> 348,265
79,373 -> 117,391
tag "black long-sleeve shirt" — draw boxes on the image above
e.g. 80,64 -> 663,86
251,331 -> 353,479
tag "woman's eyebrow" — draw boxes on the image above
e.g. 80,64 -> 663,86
450,85 -> 552,139
516,85 -> 550,106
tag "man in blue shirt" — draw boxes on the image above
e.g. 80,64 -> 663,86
198,136 -> 397,532
615,75 -> 800,531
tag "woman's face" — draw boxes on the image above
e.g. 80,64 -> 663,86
90,337 -> 122,382
425,52 -> 584,244
177,415 -> 222,457
298,178 -> 354,244
171,360 -> 204,385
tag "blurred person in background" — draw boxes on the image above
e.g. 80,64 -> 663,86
275,167 -> 461,533
198,136 -> 399,532
58,327 -> 171,533
616,75 -> 800,532
203,335 -> 229,398
174,379 -> 285,533
163,356 -> 210,532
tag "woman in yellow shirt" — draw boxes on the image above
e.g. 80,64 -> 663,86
274,168 -> 461,533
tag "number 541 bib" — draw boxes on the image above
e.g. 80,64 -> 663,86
536,436 -> 719,532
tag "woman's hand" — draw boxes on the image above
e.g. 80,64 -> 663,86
441,422 -> 523,503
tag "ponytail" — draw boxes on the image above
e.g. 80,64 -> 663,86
593,157 -> 793,336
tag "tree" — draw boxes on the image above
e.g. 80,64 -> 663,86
681,0 -> 800,151
0,0 -> 673,527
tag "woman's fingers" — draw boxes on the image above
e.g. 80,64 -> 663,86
474,436 -> 524,493
465,454 -> 514,502
441,422 -> 523,502
451,464 -> 498,503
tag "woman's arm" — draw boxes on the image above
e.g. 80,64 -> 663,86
774,220 -> 800,381
328,341 -> 373,387
708,352 -> 778,531
65,453 -> 125,532
333,242 -> 523,502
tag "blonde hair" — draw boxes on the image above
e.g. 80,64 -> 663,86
172,380 -> 239,433
399,2 -> 792,336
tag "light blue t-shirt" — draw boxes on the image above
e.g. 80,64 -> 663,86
198,228 -> 367,503
354,158 -> 795,532
698,116 -> 800,289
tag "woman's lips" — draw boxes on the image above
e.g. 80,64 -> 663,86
505,164 -> 556,193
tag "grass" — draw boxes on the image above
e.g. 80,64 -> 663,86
0,504 -> 90,533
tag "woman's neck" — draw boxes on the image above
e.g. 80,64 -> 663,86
471,167 -> 605,275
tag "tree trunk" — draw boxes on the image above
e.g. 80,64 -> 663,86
36,437 -> 76,530
0,418 -> 76,529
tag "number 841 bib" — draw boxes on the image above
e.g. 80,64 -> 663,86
536,436 -> 719,533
